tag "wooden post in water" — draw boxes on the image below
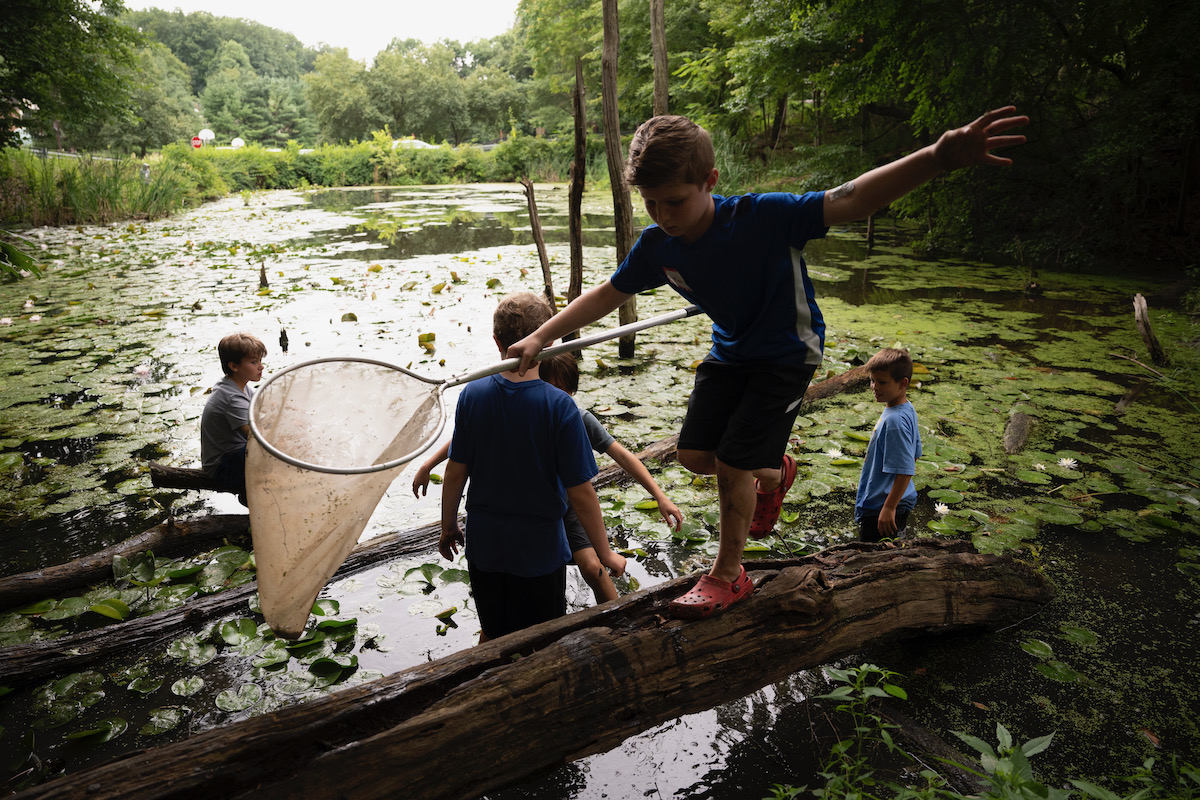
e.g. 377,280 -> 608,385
601,0 -> 638,357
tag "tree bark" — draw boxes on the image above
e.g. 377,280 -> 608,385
650,0 -> 668,117
520,177 -> 558,312
566,55 -> 587,341
601,0 -> 638,357
1133,293 -> 1169,366
11,540 -> 1054,800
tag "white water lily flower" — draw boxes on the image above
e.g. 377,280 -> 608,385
826,447 -> 844,458
23,299 -> 33,309
1033,463 -> 1046,471
935,503 -> 950,516
1058,457 -> 1078,470
0,318 -> 11,326
28,314 -> 41,322
134,364 -> 151,377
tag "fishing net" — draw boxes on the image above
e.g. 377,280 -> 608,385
247,358 -> 448,638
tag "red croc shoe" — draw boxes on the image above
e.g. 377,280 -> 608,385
668,565 -> 755,619
749,454 -> 797,539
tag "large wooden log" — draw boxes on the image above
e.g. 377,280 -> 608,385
0,515 -> 251,610
10,539 -> 1052,800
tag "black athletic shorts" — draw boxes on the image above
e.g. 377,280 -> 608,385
467,562 -> 566,640
677,357 -> 817,472
857,509 -> 911,543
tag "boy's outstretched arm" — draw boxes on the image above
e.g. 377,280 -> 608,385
507,281 -> 634,375
823,106 -> 1028,227
604,441 -> 684,531
565,481 -> 627,578
412,440 -> 451,497
438,459 -> 468,560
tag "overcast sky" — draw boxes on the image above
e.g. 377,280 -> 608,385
125,0 -> 522,62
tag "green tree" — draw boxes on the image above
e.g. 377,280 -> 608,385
0,0 -> 141,149
94,42 -> 198,157
304,49 -> 382,144
367,42 -> 469,145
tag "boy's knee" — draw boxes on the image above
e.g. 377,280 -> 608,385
678,448 -> 716,475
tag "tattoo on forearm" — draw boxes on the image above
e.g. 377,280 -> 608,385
827,180 -> 855,201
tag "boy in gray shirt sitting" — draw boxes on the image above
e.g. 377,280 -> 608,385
200,332 -> 266,504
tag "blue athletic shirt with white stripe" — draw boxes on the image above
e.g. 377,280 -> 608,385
611,192 -> 828,367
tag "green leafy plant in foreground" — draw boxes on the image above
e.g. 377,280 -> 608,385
766,664 -> 1199,800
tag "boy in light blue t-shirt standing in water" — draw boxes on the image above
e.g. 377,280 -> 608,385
855,348 -> 922,542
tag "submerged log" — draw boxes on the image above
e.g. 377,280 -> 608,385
1003,411 -> 1035,454
0,515 -> 251,610
11,539 -> 1053,800
804,364 -> 870,403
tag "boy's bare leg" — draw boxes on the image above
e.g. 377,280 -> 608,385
573,547 -> 618,603
679,449 -> 785,584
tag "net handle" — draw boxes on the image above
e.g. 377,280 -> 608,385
445,303 -> 701,388
248,304 -> 702,474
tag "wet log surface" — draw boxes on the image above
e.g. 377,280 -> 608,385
0,515 -> 251,610
10,539 -> 1054,800
148,461 -> 235,492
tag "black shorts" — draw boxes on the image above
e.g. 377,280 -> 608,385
467,562 -> 566,640
678,357 -> 817,471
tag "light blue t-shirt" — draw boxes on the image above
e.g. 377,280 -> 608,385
855,402 -> 922,520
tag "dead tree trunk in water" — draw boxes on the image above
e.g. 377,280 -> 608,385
601,0 -> 638,357
1133,293 -> 1169,366
650,0 -> 668,117
565,56 -> 587,342
13,540 -> 1053,800
520,177 -> 558,313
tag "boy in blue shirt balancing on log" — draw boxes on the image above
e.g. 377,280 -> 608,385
855,348 -> 922,542
438,293 -> 626,641
508,106 -> 1026,619
200,332 -> 266,505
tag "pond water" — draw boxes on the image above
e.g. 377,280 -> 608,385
1,184 -> 1198,795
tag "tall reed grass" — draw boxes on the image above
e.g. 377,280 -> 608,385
0,150 -> 189,227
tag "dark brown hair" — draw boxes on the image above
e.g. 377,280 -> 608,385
865,347 -> 913,382
538,352 -> 579,394
218,332 -> 266,376
624,115 -> 715,188
493,292 -> 553,351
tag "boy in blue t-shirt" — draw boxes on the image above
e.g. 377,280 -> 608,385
438,293 -> 626,642
855,348 -> 922,542
507,107 -> 1026,619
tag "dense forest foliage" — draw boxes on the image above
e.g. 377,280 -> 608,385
1,0 -> 1196,272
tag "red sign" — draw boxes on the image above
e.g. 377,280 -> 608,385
191,136 -> 202,148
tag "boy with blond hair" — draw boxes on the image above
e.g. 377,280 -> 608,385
200,332 -> 266,503
439,293 -> 626,641
856,348 -> 922,542
508,107 -> 1026,618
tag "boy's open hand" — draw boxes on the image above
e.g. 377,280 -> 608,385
933,106 -> 1028,171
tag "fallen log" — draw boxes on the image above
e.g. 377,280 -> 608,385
10,539 -> 1053,800
0,515 -> 251,610
148,461 -> 235,493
